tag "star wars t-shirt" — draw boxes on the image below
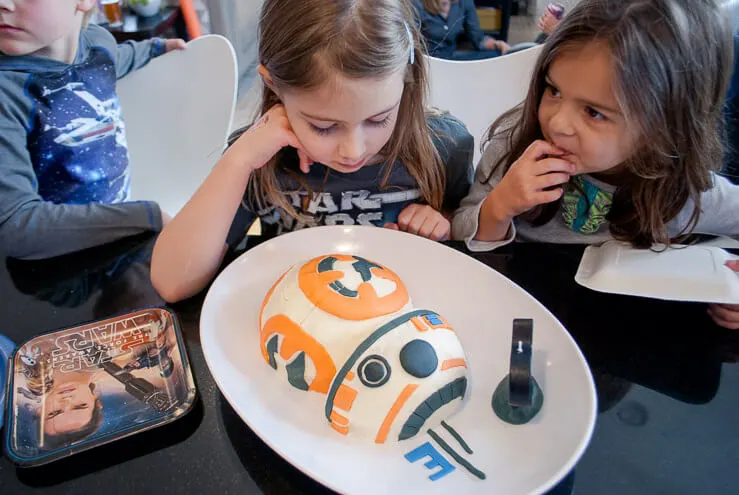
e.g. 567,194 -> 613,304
226,113 -> 475,247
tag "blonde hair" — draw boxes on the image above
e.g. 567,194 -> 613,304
484,0 -> 733,248
238,0 -> 445,221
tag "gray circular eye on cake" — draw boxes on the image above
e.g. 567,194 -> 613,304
399,339 -> 438,378
358,355 -> 391,387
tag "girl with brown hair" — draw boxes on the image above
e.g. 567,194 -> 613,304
452,0 -> 739,328
152,0 -> 474,302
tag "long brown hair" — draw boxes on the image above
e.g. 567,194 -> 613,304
484,0 -> 733,247
240,0 -> 445,220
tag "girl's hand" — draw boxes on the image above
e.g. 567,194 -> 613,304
222,104 -> 313,175
708,260 -> 739,329
164,39 -> 187,52
384,204 -> 450,241
488,140 -> 574,221
495,40 -> 511,53
537,12 -> 560,34
483,38 -> 510,54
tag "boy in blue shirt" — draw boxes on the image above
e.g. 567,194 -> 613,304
0,0 -> 184,259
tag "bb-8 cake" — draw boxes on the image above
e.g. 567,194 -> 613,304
259,254 -> 469,444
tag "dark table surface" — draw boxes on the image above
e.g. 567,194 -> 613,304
1,234 -> 737,494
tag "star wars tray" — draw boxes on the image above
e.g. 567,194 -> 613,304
3,308 -> 197,467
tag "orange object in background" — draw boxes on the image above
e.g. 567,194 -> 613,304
101,0 -> 124,27
179,0 -> 203,39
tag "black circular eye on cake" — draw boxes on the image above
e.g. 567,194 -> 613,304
400,339 -> 438,378
358,355 -> 391,387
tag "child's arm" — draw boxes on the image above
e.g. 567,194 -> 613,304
114,37 -> 185,79
708,261 -> 739,329
452,139 -> 573,250
151,105 -> 310,302
452,139 -> 510,249
0,124 -> 163,260
83,24 -> 184,80
672,173 -> 739,238
149,151 -> 248,302
674,174 -> 739,330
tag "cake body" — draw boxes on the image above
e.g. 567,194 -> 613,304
259,254 -> 468,443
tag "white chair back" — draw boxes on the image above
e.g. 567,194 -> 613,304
118,34 -> 238,216
425,45 -> 543,164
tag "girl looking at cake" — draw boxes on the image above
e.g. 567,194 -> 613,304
151,0 -> 474,302
451,0 -> 739,328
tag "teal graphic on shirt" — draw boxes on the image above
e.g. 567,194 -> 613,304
561,175 -> 613,234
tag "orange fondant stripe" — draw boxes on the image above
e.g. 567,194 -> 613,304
331,423 -> 349,435
375,384 -> 419,444
333,384 -> 358,411
330,411 -> 349,427
345,371 -> 356,382
441,358 -> 467,371
411,317 -> 427,332
260,314 -> 337,394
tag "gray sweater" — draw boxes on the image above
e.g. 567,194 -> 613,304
452,135 -> 739,251
0,24 -> 165,259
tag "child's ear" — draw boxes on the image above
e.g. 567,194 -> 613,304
76,0 -> 97,14
258,65 -> 278,94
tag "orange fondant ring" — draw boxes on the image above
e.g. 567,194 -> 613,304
299,255 -> 409,321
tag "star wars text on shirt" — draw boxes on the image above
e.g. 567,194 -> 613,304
258,188 -> 423,232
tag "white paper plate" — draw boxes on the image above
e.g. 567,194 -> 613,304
576,241 -> 739,304
201,226 -> 596,495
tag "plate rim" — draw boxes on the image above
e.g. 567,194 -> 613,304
200,226 -> 597,494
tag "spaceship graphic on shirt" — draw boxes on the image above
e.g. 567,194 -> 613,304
42,82 -> 123,148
